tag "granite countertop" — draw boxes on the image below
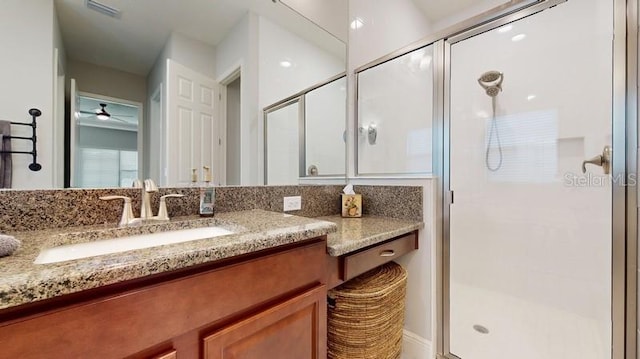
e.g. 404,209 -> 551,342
319,215 -> 424,256
0,209 -> 337,311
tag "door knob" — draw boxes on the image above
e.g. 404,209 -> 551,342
582,145 -> 612,174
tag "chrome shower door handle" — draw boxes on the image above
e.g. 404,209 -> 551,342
582,145 -> 612,174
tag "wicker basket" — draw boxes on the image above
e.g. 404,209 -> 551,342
327,261 -> 407,359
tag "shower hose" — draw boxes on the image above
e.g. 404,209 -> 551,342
485,95 -> 503,171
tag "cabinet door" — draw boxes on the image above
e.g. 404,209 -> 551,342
203,285 -> 326,359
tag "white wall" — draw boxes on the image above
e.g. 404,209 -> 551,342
349,0 -> 431,69
148,32 -> 217,115
216,13 -> 260,185
0,0 -> 59,189
258,15 -> 344,108
52,2 -> 67,188
68,60 -> 147,104
164,32 -> 217,80
280,0 -> 349,42
226,77 -> 242,185
52,4 -> 67,73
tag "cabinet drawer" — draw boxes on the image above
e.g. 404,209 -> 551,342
342,231 -> 418,281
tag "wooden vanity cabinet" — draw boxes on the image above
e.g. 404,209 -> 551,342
0,239 -> 327,359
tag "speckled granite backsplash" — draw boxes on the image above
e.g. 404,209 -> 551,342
353,185 -> 422,221
0,185 -> 421,232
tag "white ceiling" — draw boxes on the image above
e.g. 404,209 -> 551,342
55,0 -> 345,76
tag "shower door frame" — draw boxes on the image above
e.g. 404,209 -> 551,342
435,0 -> 638,358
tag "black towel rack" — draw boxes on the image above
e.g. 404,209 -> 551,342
0,108 -> 42,171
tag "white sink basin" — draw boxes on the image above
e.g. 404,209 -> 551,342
34,226 -> 234,264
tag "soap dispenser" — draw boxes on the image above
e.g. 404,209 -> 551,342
199,166 -> 215,217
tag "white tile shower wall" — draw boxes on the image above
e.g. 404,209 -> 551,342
448,0 -> 612,357
0,0 -> 59,189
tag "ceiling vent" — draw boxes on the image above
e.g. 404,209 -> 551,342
86,0 -> 122,19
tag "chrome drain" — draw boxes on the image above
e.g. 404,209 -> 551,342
473,324 -> 490,334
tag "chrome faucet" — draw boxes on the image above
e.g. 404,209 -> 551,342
134,179 -> 158,219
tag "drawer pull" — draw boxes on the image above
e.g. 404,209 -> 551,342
379,250 -> 395,257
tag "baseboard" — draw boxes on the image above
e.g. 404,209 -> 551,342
402,329 -> 433,359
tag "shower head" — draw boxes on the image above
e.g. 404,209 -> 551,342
479,71 -> 502,83
478,71 -> 504,97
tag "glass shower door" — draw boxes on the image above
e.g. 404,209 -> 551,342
448,0 -> 613,358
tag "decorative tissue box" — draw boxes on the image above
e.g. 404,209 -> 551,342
341,194 -> 362,218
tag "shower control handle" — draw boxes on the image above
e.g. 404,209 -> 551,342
582,145 -> 612,175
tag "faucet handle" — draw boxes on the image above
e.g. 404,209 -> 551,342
155,194 -> 185,221
132,179 -> 143,188
100,196 -> 136,227
144,179 -> 158,192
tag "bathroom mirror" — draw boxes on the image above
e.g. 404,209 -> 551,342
0,0 -> 347,189
264,74 -> 347,185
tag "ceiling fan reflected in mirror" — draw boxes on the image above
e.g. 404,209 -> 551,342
79,103 -> 135,123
